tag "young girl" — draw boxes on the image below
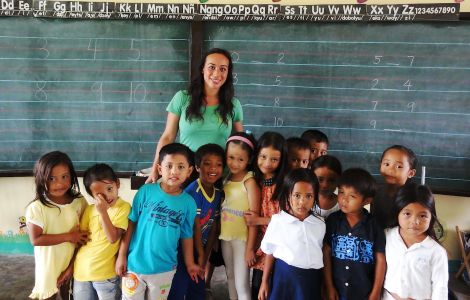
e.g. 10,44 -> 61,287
220,132 -> 261,300
25,151 -> 88,300
383,182 -> 447,299
372,145 -> 417,229
73,163 -> 131,300
258,169 -> 325,300
311,155 -> 342,219
244,131 -> 288,299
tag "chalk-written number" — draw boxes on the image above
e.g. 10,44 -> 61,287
35,81 -> 47,101
130,82 -> 147,102
274,117 -> 284,127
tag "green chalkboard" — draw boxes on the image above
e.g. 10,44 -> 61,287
204,22 -> 470,195
0,17 -> 189,173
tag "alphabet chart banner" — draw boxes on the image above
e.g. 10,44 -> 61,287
0,0 -> 466,20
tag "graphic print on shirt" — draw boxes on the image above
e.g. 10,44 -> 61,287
221,207 -> 244,222
146,200 -> 184,228
331,234 -> 374,263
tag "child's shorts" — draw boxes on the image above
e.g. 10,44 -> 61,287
122,270 -> 176,300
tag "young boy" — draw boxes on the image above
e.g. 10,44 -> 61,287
168,143 -> 225,300
74,164 -> 131,300
323,168 -> 386,300
301,129 -> 329,168
286,137 -> 311,170
116,143 -> 201,300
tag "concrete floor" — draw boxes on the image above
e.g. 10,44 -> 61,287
0,254 -> 229,300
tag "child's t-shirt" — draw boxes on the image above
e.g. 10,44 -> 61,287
25,196 -> 87,299
74,198 -> 131,281
127,183 -> 197,275
383,227 -> 448,300
324,209 -> 385,300
184,178 -> 222,245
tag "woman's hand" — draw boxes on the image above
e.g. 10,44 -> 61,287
145,169 -> 159,184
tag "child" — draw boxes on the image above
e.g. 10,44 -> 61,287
300,129 -> 329,168
169,144 -> 225,300
116,143 -> 201,300
73,163 -> 131,300
286,137 -> 311,170
372,145 -> 417,229
245,131 -> 288,299
220,132 -> 261,300
258,169 -> 325,300
383,182 -> 447,299
311,155 -> 342,219
25,151 -> 88,299
323,168 -> 386,300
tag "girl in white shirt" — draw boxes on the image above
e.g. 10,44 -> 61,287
383,182 -> 447,300
258,168 -> 325,300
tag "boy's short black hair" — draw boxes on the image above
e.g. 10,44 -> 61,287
83,163 -> 118,196
158,143 -> 194,166
195,144 -> 225,167
286,137 -> 310,151
301,129 -> 329,145
338,168 -> 376,199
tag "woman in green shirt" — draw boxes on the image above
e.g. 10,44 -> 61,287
146,48 -> 244,183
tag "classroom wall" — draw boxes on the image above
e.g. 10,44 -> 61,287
0,177 -> 137,254
0,177 -> 468,270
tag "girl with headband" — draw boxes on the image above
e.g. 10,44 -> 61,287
220,132 -> 260,300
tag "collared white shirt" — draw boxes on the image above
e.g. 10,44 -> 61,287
383,227 -> 448,300
260,211 -> 325,269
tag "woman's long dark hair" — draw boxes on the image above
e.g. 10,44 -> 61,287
32,151 -> 81,209
187,48 -> 235,125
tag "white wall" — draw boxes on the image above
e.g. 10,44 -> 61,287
0,177 -> 137,242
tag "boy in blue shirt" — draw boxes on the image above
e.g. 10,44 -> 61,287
169,143 -> 225,300
323,168 -> 386,300
116,143 -> 201,300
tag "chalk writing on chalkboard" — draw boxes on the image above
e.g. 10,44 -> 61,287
0,18 -> 189,173
204,22 -> 470,194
